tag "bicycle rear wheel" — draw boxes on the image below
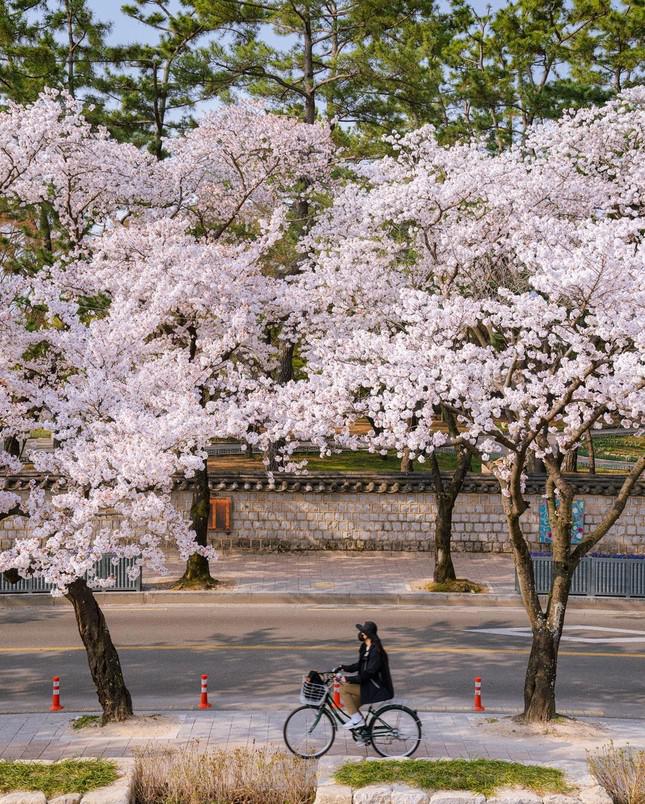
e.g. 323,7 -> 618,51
283,705 -> 336,758
368,704 -> 422,757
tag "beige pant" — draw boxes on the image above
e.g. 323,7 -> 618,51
339,682 -> 361,715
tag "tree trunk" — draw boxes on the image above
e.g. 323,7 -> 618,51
433,497 -> 456,582
515,455 -> 574,722
265,342 -> 296,471
175,462 -> 217,588
526,452 -> 545,474
585,432 -> 596,474
429,428 -> 470,584
523,625 -> 559,721
65,578 -> 133,724
400,447 -> 413,473
562,448 -> 578,473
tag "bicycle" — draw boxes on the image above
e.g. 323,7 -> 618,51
283,671 -> 422,759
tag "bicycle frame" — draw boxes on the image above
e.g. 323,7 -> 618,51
307,686 -> 375,739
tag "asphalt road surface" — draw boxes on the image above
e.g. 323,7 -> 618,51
1,602 -> 644,717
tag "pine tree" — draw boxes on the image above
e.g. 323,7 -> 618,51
191,0 -> 449,137
0,0 -> 57,103
571,0 -> 644,94
443,0 -> 619,148
99,1 -> 210,158
45,0 -> 111,98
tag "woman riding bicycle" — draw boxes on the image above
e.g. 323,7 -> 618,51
284,621 -> 419,758
335,621 -> 394,730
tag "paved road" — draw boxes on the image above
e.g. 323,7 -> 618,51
1,602 -> 644,717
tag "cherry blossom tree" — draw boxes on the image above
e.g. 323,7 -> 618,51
0,90 -> 206,720
150,102 -> 332,587
280,88 -> 645,720
0,91 -> 331,718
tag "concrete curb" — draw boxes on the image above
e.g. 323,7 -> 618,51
0,589 -> 643,609
0,760 -> 133,804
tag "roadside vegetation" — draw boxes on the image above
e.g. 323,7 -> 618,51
335,758 -> 571,796
133,745 -> 315,804
418,579 -> 485,593
588,744 -> 645,804
71,714 -> 101,730
0,759 -> 118,797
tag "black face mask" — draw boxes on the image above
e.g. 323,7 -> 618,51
358,632 -> 366,642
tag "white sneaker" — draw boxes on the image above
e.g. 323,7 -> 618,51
342,713 -> 365,730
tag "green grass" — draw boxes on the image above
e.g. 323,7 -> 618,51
420,579 -> 485,593
29,428 -> 51,439
71,714 -> 101,730
580,435 -> 644,462
305,450 -> 477,473
211,449 -> 482,474
0,759 -> 118,796
335,758 -> 572,796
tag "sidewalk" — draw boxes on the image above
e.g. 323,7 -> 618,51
1,709 -> 643,785
143,551 -> 518,595
3,551 -> 644,608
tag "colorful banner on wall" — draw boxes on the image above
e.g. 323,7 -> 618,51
539,499 -> 584,544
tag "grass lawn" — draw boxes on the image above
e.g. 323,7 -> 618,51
335,758 -> 571,796
209,435 -> 644,475
418,579 -> 485,593
0,759 -> 118,796
209,449 -> 482,474
580,434 -> 644,462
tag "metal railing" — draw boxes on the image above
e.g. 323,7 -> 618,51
0,555 -> 142,594
520,555 -> 645,598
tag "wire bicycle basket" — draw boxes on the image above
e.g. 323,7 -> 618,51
300,677 -> 329,706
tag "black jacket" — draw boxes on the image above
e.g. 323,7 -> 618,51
342,642 -> 394,705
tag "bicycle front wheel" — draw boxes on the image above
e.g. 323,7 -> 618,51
368,704 -> 422,758
283,705 -> 336,759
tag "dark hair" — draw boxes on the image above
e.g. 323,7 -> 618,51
370,633 -> 387,657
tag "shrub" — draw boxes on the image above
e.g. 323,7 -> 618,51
133,744 -> 315,804
588,743 -> 645,804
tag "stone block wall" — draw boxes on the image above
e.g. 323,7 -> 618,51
1,474 -> 643,554
207,489 -> 645,553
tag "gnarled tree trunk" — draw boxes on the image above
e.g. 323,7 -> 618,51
433,495 -> 456,583
175,462 -> 217,589
400,447 -> 413,473
178,324 -> 217,588
521,556 -> 572,721
65,578 -> 132,723
523,625 -> 560,721
509,449 -> 644,722
430,413 -> 471,583
562,448 -> 578,473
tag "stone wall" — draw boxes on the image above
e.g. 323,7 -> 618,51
207,486 -> 645,554
2,473 -> 644,554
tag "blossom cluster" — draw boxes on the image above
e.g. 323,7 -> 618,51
0,91 -> 332,590
0,86 -> 643,591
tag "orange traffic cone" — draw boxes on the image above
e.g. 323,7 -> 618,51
198,674 -> 212,710
50,676 -> 64,711
332,676 -> 342,708
473,676 -> 485,712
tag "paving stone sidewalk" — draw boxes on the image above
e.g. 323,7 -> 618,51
144,551 -> 518,595
1,710 -> 643,786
